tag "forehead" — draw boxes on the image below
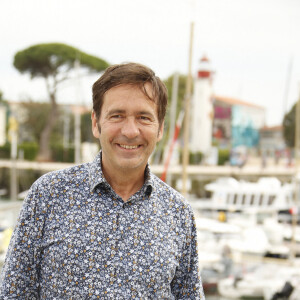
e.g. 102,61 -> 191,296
105,82 -> 154,98
102,83 -> 157,109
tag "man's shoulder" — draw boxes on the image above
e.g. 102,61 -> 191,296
33,162 -> 91,189
150,173 -> 191,209
23,162 -> 92,211
150,173 -> 181,195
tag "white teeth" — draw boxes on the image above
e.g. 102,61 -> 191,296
120,144 -> 139,149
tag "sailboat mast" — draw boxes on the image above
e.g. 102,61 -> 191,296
182,22 -> 194,196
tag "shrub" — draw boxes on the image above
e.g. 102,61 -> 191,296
51,144 -> 75,162
0,144 -> 10,159
19,142 -> 39,161
218,148 -> 230,165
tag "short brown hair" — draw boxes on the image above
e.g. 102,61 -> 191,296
92,63 -> 168,127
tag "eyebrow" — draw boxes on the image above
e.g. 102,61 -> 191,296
107,109 -> 156,119
106,109 -> 125,116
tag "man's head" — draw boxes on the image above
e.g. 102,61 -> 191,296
92,62 -> 168,129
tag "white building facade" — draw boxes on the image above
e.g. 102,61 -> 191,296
0,105 -> 7,146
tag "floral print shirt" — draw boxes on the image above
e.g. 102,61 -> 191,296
0,152 -> 205,299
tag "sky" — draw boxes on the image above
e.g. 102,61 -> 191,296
1,0 -> 300,126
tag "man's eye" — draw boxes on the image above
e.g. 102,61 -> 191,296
140,116 -> 151,121
111,115 -> 122,119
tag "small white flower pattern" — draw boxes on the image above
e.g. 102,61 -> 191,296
0,152 -> 205,299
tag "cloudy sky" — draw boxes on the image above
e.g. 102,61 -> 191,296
1,0 -> 300,126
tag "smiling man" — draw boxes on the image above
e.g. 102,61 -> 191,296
0,63 -> 205,299
92,82 -> 163,201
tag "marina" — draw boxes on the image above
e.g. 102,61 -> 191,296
0,159 -> 297,180
187,174 -> 300,299
196,176 -> 296,212
1,1 -> 300,296
1,171 -> 300,299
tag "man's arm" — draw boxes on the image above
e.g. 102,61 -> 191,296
171,209 -> 205,299
0,184 -> 45,299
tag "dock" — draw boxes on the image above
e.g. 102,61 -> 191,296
0,158 -> 296,181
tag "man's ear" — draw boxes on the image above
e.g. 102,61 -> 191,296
157,121 -> 164,142
91,111 -> 100,138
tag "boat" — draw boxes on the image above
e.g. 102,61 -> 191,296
203,177 -> 295,213
195,210 -> 292,260
218,263 -> 300,300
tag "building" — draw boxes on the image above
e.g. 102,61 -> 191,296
213,95 -> 266,149
190,55 -> 266,157
0,104 -> 7,146
259,125 -> 285,156
190,56 -> 214,155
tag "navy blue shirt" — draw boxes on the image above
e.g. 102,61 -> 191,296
0,152 -> 205,299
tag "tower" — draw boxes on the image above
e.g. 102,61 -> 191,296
190,55 -> 214,155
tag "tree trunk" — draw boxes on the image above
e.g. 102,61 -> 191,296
36,92 -> 58,161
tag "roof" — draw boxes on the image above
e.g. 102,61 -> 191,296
213,95 -> 265,110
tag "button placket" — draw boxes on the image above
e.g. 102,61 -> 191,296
108,199 -> 125,283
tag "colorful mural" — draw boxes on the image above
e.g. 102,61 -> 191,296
231,106 -> 261,147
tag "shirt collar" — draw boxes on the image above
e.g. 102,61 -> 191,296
89,151 -> 154,196
143,163 -> 154,196
89,151 -> 107,192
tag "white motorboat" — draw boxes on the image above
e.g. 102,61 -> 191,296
204,177 -> 295,212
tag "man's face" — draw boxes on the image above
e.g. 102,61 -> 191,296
92,84 -> 163,175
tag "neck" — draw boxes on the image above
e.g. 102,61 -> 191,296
102,164 -> 146,202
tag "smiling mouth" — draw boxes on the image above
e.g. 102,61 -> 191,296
119,144 -> 140,150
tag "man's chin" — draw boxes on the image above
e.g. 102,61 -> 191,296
117,158 -> 145,171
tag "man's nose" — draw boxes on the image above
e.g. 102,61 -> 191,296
121,118 -> 140,138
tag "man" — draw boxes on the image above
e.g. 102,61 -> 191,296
0,63 -> 205,299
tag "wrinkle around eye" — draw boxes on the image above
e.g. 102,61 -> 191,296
139,116 -> 152,122
109,114 -> 124,121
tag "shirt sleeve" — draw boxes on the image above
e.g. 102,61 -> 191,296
0,183 -> 46,299
171,207 -> 205,299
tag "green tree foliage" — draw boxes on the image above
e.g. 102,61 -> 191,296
283,102 -> 296,147
14,43 -> 109,78
149,74 -> 189,165
81,112 -> 97,143
20,101 -> 69,145
163,74 -> 189,116
0,90 -> 4,102
13,43 -> 109,161
162,74 -> 187,141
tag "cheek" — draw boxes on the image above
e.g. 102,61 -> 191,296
146,128 -> 162,144
99,122 -> 120,138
